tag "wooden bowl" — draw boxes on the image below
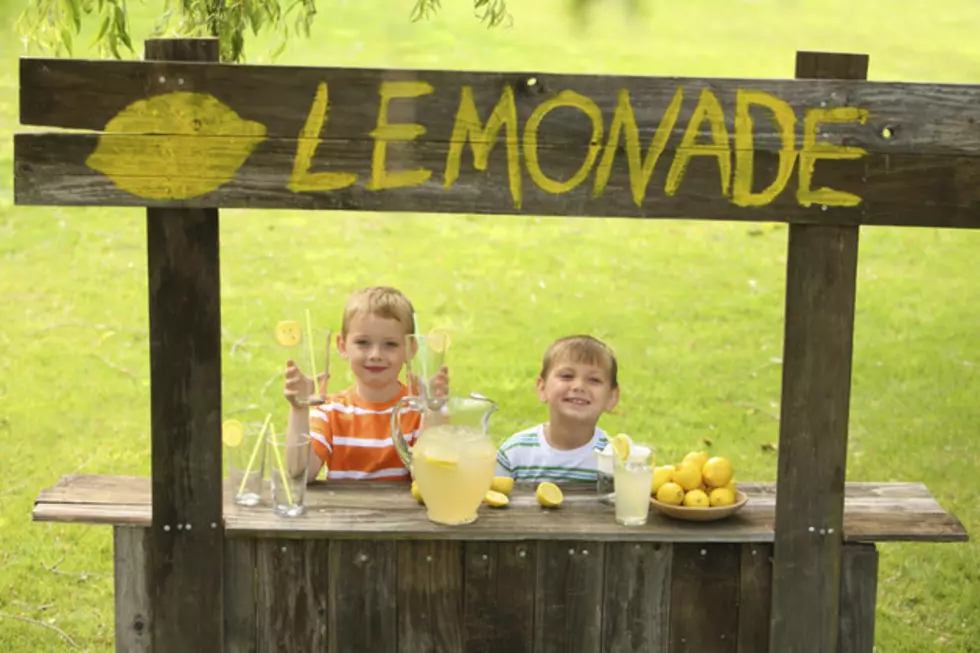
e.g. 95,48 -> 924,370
650,490 -> 749,522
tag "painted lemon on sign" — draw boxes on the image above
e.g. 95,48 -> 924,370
86,92 -> 267,200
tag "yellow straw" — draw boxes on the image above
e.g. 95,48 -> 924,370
305,309 -> 318,399
237,413 -> 271,497
268,423 -> 295,506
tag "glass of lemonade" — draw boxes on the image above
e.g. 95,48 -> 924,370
613,445 -> 655,526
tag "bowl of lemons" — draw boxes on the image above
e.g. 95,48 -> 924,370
649,452 -> 748,522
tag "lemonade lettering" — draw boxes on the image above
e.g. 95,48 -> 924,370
86,81 -> 868,207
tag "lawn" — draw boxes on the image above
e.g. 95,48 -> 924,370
0,0 -> 978,650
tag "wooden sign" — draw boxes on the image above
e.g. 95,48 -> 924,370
15,57 -> 980,227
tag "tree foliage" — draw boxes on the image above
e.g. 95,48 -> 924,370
16,0 -> 510,63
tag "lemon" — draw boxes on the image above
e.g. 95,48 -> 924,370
683,450 -> 710,470
709,487 -> 736,507
651,465 -> 673,494
670,462 -> 702,491
656,482 -> 685,505
427,329 -> 452,353
221,420 -> 244,447
422,447 -> 459,469
702,457 -> 734,488
274,320 -> 303,347
490,476 -> 515,496
536,482 -> 564,508
683,489 -> 710,508
484,490 -> 510,508
410,481 -> 424,504
86,92 -> 267,200
724,480 -> 737,492
610,433 -> 632,462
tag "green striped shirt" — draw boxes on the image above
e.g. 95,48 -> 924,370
495,424 -> 609,483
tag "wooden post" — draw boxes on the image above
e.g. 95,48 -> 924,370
769,51 -> 868,653
144,38 -> 224,653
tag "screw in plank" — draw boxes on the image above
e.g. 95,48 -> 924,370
582,549 -> 589,556
821,205 -> 828,211
359,553 -> 369,563
211,522 -> 217,529
158,76 -> 166,83
809,526 -> 816,533
426,555 -> 433,563
751,549 -> 758,556
163,525 -> 171,532
178,77 -> 185,86
482,554 -> 488,561
828,528 -> 835,534
700,549 -> 707,556
568,548 -> 575,556
518,550 -> 526,558
177,524 -> 184,530
186,524 -> 192,531
281,546 -> 287,553
819,528 -> 826,535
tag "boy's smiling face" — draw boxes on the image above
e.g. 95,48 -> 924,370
338,313 -> 410,402
537,360 -> 619,424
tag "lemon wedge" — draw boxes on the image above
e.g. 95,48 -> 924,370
484,490 -> 510,508
536,482 -> 564,508
427,329 -> 452,353
275,320 -> 303,347
423,449 -> 459,469
221,420 -> 244,447
610,433 -> 632,462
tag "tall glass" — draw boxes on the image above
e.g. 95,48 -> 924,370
225,420 -> 268,507
404,333 -> 448,400
268,435 -> 310,517
614,446 -> 655,526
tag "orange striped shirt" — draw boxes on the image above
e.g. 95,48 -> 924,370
308,383 -> 421,481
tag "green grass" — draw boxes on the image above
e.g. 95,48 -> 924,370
1,0 -> 979,650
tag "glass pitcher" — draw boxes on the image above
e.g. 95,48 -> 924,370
391,391 -> 499,526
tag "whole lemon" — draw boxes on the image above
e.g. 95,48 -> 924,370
651,465 -> 673,494
491,476 -> 515,496
410,481 -> 424,505
671,463 -> 702,491
702,457 -> 734,488
656,482 -> 685,505
709,487 -> 736,507
683,450 -> 710,470
683,489 -> 710,508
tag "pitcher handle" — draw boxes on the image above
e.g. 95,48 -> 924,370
391,394 -> 424,472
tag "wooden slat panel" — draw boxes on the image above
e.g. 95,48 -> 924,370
18,57 -> 980,157
114,527 -> 152,653
13,132 -> 980,229
737,544 -> 772,653
225,537 -> 257,653
601,542 -> 672,653
255,538 -> 329,652
143,37 -> 224,653
837,544 -> 879,653
770,51 -> 867,653
328,540 -> 397,653
669,544 -> 739,653
396,540 -> 464,653
31,476 -> 969,542
534,541 -> 605,653
463,541 -> 536,653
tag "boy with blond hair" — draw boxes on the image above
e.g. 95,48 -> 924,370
283,286 -> 447,481
495,335 -> 620,483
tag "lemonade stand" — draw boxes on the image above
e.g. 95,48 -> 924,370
19,42 -> 971,652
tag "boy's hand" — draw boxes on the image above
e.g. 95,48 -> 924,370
284,359 -> 328,408
429,365 -> 450,399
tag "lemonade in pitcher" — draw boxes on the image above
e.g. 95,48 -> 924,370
411,424 -> 498,525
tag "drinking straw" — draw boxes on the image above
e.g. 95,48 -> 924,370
305,309 -> 318,400
237,412 -> 272,497
267,422 -> 295,506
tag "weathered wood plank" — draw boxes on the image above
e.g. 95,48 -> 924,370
255,538 -> 329,652
769,51 -> 867,653
328,540 -> 397,653
225,537 -> 257,653
737,543 -> 772,653
143,37 -> 224,653
463,541 -> 536,653
396,540 -> 464,653
13,131 -> 980,229
669,543 -> 739,653
114,527 -> 152,653
18,57 -> 980,157
837,544 -> 878,653
31,476 -> 969,542
534,541 -> 605,653
601,542 -> 672,653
